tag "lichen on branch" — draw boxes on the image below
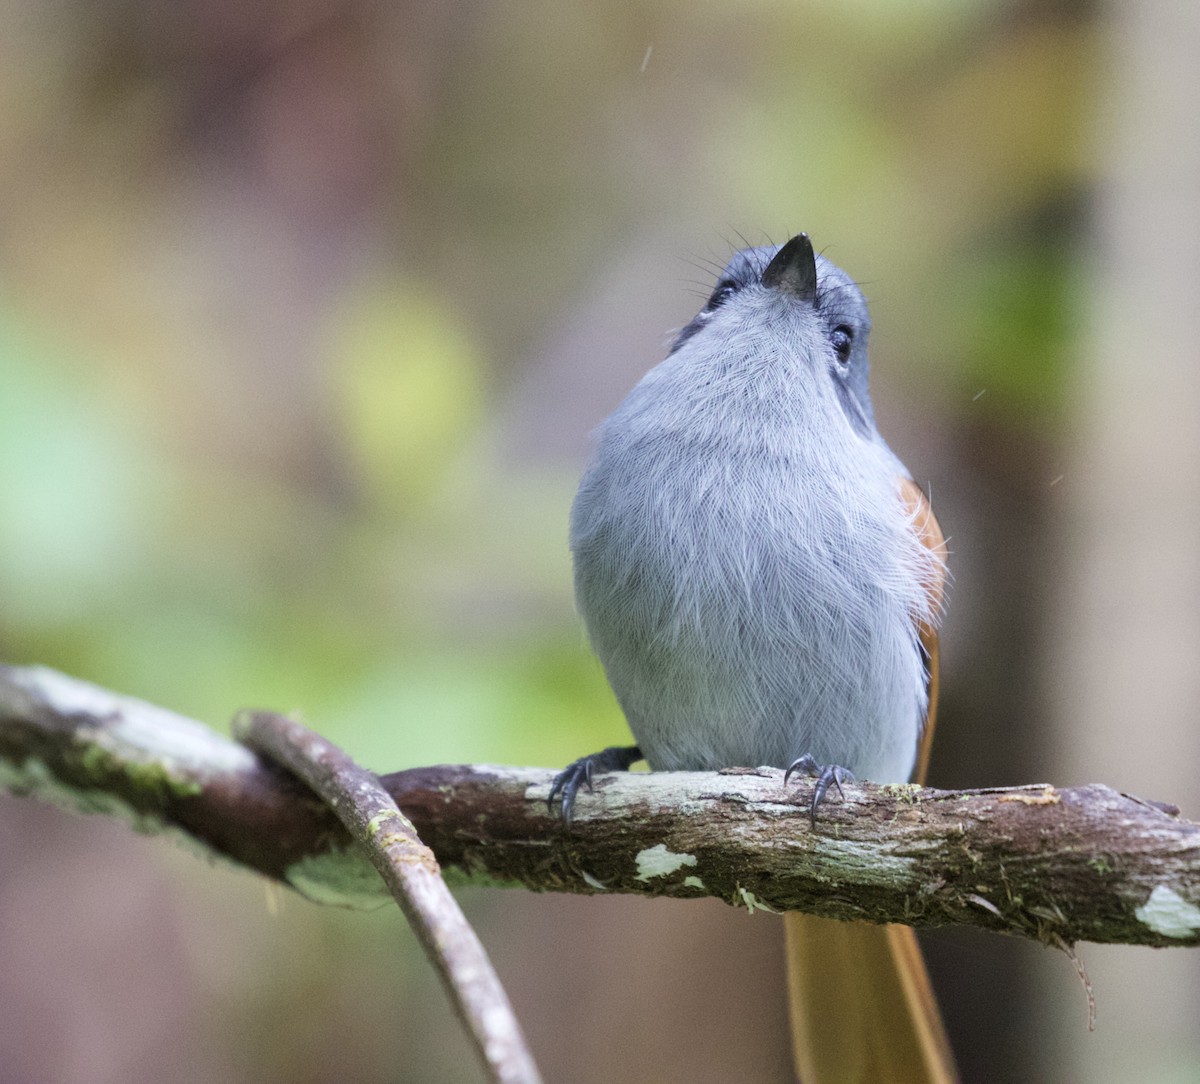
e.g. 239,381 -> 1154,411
2,663 -> 1198,949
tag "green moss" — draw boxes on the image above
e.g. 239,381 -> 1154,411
366,812 -> 394,838
287,850 -> 389,908
440,866 -> 524,892
76,742 -> 202,804
879,783 -> 921,803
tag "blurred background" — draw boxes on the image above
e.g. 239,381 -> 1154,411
2,0 -> 1199,1081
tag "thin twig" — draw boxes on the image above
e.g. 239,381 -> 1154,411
233,710 -> 542,1084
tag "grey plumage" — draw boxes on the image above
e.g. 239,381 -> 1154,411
569,240 -> 944,783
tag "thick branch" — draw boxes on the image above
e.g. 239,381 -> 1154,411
2,663 -> 1198,948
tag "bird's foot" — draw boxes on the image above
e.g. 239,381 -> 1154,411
784,753 -> 856,826
548,745 -> 643,824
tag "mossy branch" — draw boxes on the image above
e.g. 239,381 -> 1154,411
2,663 -> 1199,949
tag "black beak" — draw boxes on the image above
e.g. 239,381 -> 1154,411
761,233 -> 817,302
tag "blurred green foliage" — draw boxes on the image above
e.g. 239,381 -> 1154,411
325,279 -> 485,511
0,267 -> 627,772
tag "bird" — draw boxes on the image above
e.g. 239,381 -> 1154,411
550,233 -> 954,1083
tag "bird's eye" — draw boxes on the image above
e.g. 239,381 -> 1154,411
831,325 -> 853,365
705,280 -> 738,312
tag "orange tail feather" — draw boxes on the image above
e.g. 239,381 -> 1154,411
784,913 -> 957,1084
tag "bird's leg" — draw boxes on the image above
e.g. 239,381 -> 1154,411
784,753 -> 855,826
548,745 -> 643,824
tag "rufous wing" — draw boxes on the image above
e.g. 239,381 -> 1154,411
898,476 -> 948,788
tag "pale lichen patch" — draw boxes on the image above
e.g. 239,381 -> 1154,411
1135,884 -> 1200,939
634,843 -> 697,882
998,788 -> 1060,806
737,887 -> 778,914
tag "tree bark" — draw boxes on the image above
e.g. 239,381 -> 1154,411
2,663 -> 1198,948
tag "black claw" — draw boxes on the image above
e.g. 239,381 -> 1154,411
548,745 -> 643,825
783,753 -> 819,787
783,754 -> 856,826
547,760 -> 591,825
